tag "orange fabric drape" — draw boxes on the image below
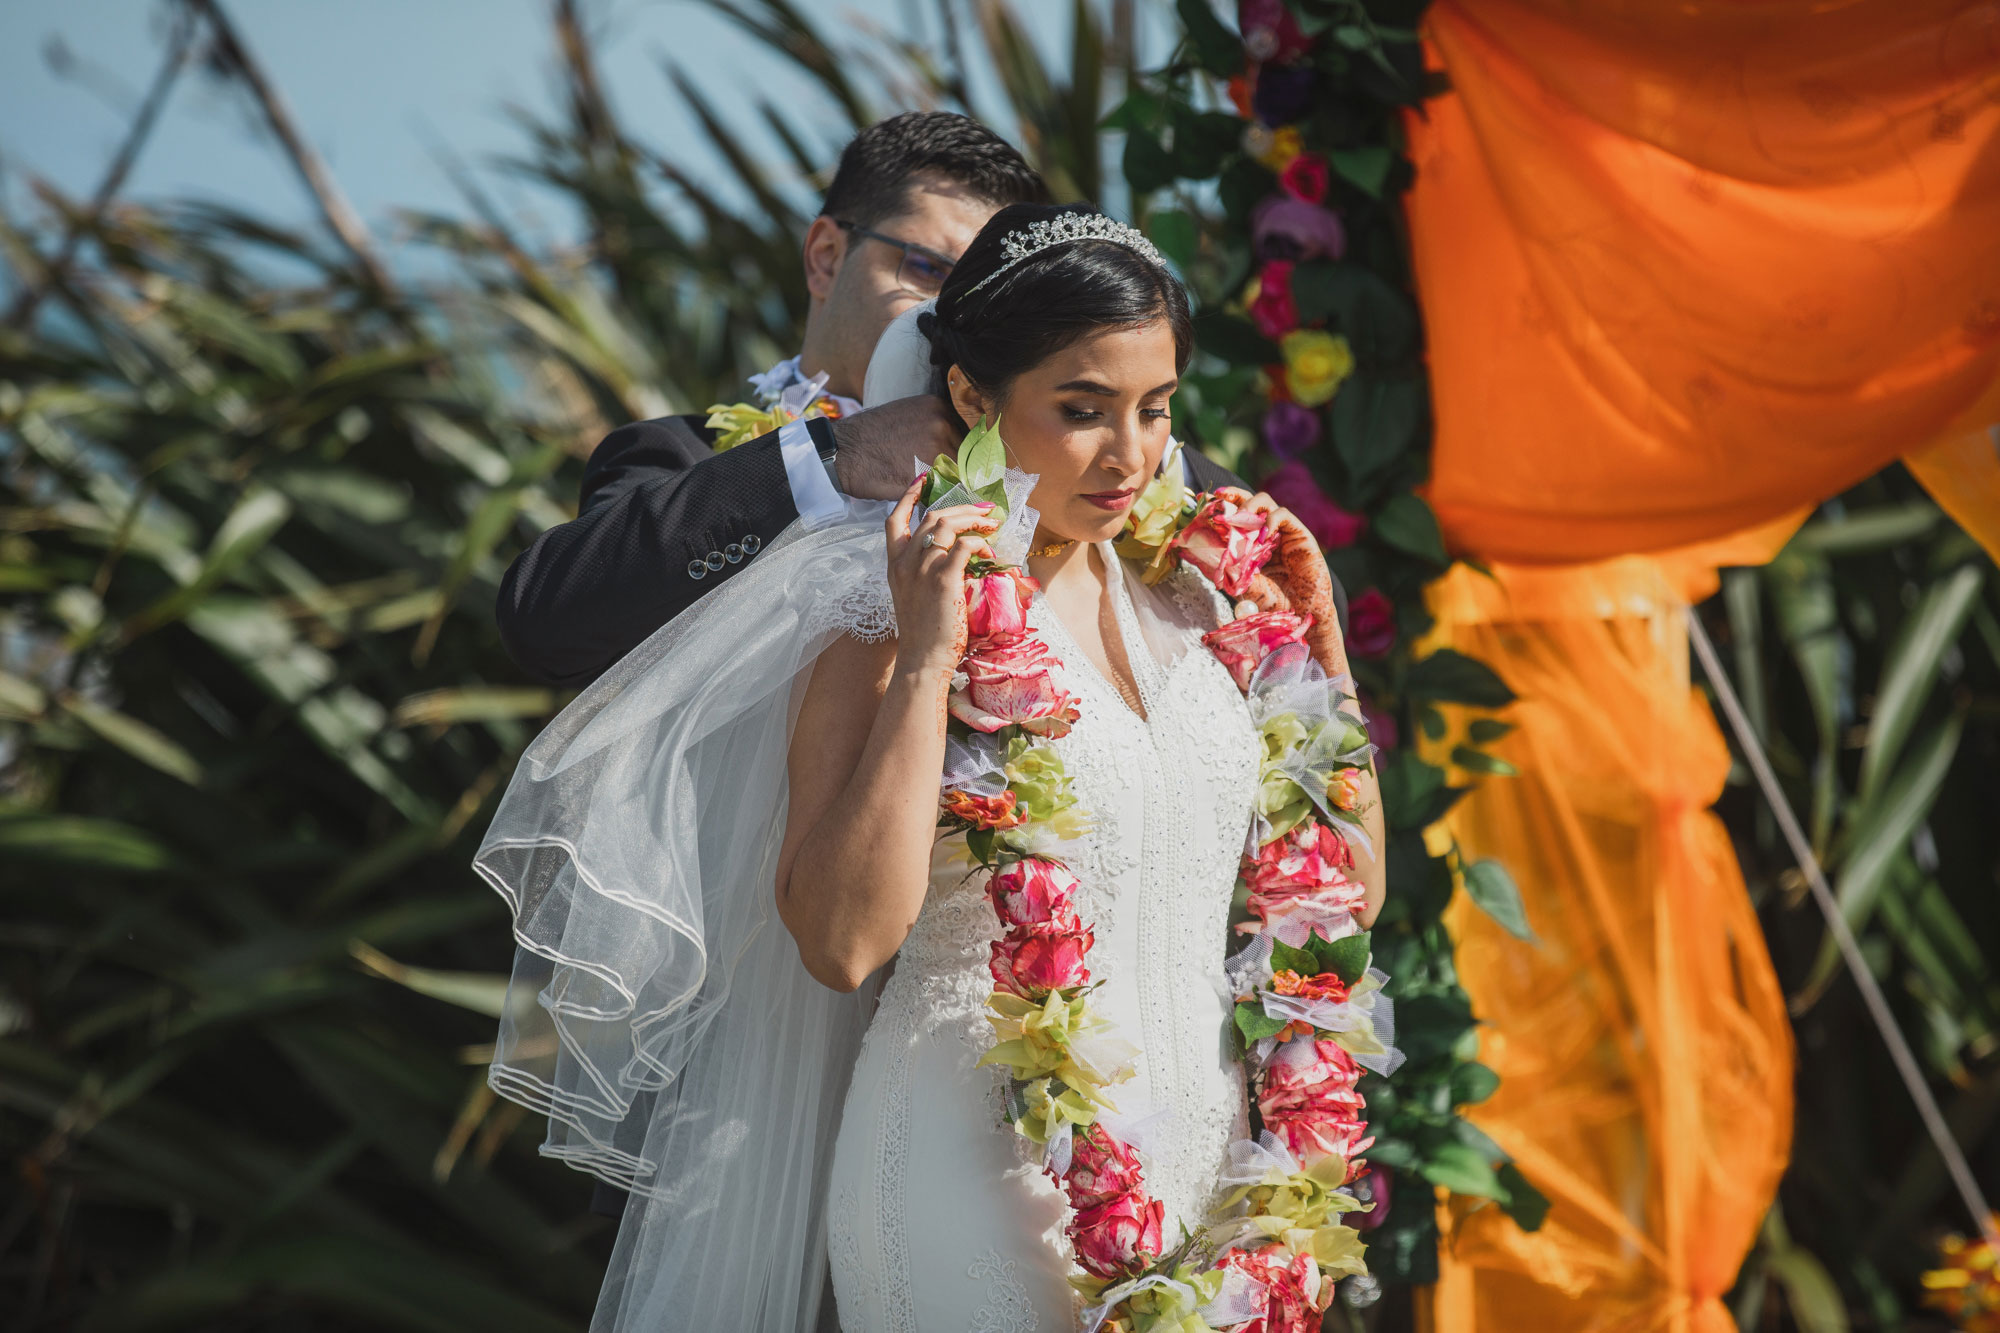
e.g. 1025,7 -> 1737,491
1396,2 -> 2000,1327
1408,0 -> 2000,566
1419,559 -> 1794,1333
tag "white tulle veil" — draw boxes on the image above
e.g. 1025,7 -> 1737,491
477,311 -> 1034,1331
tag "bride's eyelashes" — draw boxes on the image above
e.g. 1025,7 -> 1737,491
1058,404 -> 1173,423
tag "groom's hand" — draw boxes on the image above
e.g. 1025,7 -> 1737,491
832,397 -> 964,501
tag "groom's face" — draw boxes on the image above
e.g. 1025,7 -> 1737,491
807,173 -> 997,396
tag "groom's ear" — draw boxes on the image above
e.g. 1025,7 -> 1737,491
802,216 -> 846,301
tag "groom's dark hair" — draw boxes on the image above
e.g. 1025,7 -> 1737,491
820,112 -> 1049,228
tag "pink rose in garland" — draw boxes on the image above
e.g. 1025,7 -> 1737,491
1202,609 -> 1312,691
1069,1191 -> 1165,1279
1250,258 -> 1299,341
986,857 -> 1079,927
965,567 -> 1038,649
1063,1124 -> 1146,1208
1257,1037 -> 1373,1168
1346,589 -> 1396,659
949,637 -> 1080,737
1169,494 -> 1278,598
988,913 -> 1093,998
1219,1243 -> 1329,1333
1240,821 -> 1367,944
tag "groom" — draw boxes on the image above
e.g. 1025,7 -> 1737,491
497,112 -> 1294,691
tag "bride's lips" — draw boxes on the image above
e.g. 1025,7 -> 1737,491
1080,488 -> 1139,511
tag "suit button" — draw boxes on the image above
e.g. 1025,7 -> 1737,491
724,543 -> 743,564
741,533 -> 762,555
705,551 -> 725,572
687,559 -> 707,580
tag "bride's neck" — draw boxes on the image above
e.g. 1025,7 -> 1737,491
1025,533 -> 1103,596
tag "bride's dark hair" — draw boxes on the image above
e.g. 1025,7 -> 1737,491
918,203 -> 1194,421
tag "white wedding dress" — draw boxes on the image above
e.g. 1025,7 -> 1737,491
826,546 -> 1261,1332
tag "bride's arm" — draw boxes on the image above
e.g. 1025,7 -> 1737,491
774,481 -> 998,992
1224,488 -> 1387,928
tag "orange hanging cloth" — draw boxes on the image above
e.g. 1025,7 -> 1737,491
1397,2 -> 2000,1327
1409,0 -> 2000,566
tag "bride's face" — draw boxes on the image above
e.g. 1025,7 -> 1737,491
946,320 -> 1178,546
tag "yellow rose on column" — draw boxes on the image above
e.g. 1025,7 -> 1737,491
1280,329 -> 1356,407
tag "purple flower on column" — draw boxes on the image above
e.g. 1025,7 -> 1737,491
1261,401 -> 1321,460
1261,461 -> 1368,548
1253,64 -> 1317,127
1252,195 -> 1347,263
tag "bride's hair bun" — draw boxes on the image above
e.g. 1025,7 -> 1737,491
915,307 -> 956,369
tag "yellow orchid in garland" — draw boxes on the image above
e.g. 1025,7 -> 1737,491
1113,469 -> 1196,582
702,401 -> 790,451
977,988 -> 1139,1112
1224,1154 -> 1365,1236
1009,1076 -> 1101,1146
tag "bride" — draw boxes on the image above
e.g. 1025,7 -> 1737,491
477,203 -> 1386,1332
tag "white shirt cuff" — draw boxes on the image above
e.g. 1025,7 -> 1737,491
778,418 -> 848,531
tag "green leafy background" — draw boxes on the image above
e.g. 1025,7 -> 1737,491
3,1 -> 1995,1330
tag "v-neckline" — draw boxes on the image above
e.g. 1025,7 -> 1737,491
1034,543 -> 1156,725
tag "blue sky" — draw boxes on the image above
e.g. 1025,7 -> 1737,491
0,0 -> 1170,250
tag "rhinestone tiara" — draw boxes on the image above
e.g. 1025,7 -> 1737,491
964,211 -> 1167,295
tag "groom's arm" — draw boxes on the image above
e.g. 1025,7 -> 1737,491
496,398 -> 962,689
496,417 -> 806,688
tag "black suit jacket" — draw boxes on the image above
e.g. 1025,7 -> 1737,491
497,414 -> 1342,690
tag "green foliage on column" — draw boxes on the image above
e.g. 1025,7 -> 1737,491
1118,0 -> 1548,1285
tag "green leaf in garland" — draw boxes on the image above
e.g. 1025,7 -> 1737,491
959,415 -> 1007,493
1463,858 -> 1535,941
1175,0 -> 1244,77
1406,648 -> 1516,707
1308,930 -> 1371,985
1495,1163 -> 1550,1231
1235,999 -> 1289,1043
1268,938 -> 1319,977
1373,491 -> 1449,565
965,826 -> 997,866
1328,145 -> 1395,198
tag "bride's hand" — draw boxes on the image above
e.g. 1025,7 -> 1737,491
885,475 -> 998,677
1216,486 -> 1347,674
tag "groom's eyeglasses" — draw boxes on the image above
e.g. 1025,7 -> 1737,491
834,220 -> 957,298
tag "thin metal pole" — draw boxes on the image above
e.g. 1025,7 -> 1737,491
1687,612 -> 1999,1251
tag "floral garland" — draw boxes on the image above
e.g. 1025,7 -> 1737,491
927,431 -> 1394,1331
703,359 -> 850,451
